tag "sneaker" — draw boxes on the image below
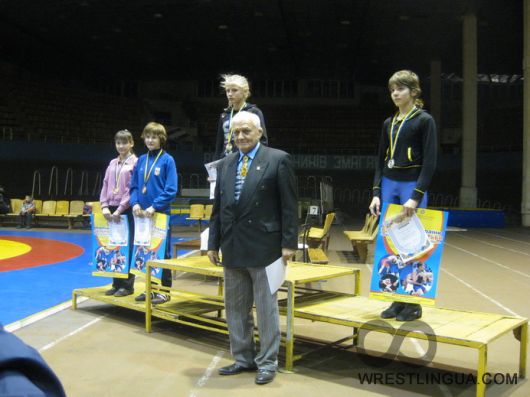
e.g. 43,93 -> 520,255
114,288 -> 133,297
105,287 -> 118,296
151,293 -> 170,305
380,301 -> 406,319
135,292 -> 148,302
396,303 -> 422,321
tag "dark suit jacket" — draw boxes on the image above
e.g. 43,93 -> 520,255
208,145 -> 298,268
0,327 -> 66,397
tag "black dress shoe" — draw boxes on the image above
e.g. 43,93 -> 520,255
396,303 -> 422,321
255,369 -> 276,385
218,363 -> 257,376
105,287 -> 118,296
380,301 -> 406,319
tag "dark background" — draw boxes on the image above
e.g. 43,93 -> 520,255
0,0 -> 524,220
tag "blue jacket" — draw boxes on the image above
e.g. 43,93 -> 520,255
130,149 -> 178,214
0,327 -> 66,397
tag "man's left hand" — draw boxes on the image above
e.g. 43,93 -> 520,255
282,248 -> 295,265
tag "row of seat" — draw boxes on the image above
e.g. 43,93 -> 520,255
2,199 -> 94,229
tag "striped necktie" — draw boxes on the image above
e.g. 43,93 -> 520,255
234,155 -> 249,202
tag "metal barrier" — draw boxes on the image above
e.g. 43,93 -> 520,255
78,171 -> 89,196
64,168 -> 74,197
31,170 -> 41,198
92,172 -> 102,197
48,166 -> 59,198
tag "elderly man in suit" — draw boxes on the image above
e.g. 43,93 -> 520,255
208,111 -> 298,385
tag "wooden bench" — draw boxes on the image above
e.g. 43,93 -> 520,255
291,294 -> 527,397
73,258 -> 361,373
307,247 -> 329,264
306,212 -> 335,251
172,239 -> 201,258
344,214 -> 379,262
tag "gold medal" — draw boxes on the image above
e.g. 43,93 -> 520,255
388,106 -> 418,170
226,143 -> 232,153
113,187 -> 119,194
143,149 -> 163,194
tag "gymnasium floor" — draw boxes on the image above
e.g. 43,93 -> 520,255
1,223 -> 529,397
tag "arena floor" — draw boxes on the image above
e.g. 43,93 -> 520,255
1,223 -> 529,397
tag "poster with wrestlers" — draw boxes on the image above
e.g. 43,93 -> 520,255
130,212 -> 169,281
91,213 -> 130,278
369,203 -> 448,306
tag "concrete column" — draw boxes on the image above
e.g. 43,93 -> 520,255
430,60 -> 442,148
522,0 -> 530,225
459,13 -> 478,208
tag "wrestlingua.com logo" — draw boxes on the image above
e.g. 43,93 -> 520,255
358,372 -> 518,386
354,319 -> 517,386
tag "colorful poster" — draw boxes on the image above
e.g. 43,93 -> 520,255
130,212 -> 169,281
91,213 -> 130,278
369,203 -> 448,306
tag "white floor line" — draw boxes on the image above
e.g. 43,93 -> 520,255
365,263 -> 373,273
188,350 -> 224,397
408,339 -> 453,397
39,315 -> 105,352
441,268 -> 520,317
455,233 -> 530,257
445,242 -> 530,279
477,231 -> 530,246
172,249 -> 200,279
5,297 -> 89,333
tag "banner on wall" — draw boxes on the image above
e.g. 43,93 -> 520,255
91,213 -> 130,279
369,203 -> 448,306
130,212 -> 169,282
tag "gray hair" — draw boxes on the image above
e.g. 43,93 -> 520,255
232,111 -> 261,129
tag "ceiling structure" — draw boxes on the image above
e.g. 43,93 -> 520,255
0,0 -> 523,84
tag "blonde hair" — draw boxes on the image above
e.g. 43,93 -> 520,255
141,122 -> 167,146
220,74 -> 250,99
388,70 -> 424,108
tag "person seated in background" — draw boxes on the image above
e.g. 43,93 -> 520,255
0,186 -> 10,215
18,195 -> 35,229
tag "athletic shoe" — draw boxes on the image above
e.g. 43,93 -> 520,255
380,301 -> 406,319
114,288 -> 133,297
151,293 -> 170,305
396,303 -> 422,321
105,287 -> 118,296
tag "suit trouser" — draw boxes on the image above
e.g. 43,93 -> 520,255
223,266 -> 280,371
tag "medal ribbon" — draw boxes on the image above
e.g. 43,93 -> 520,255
224,102 -> 247,154
388,106 -> 419,161
114,154 -> 132,191
143,149 -> 164,187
